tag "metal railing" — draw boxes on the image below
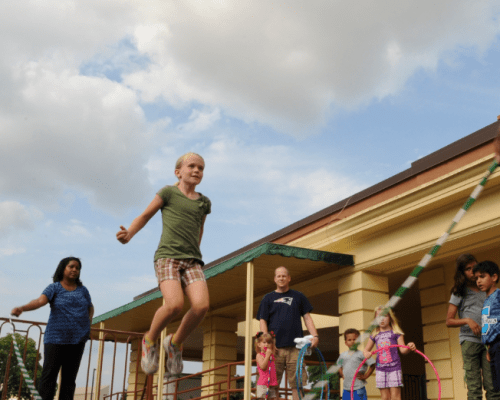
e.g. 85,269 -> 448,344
1,318 -> 340,400
0,318 -> 44,400
402,374 -> 427,400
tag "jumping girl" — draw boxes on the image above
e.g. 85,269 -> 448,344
116,152 -> 211,375
446,254 -> 499,399
363,306 -> 416,400
255,332 -> 278,400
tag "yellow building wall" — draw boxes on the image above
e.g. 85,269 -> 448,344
201,315 -> 238,396
288,155 -> 500,399
419,265 -> 455,399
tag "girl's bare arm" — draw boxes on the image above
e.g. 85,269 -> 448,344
117,195 -> 163,244
397,335 -> 416,354
363,337 -> 375,359
256,353 -> 270,370
446,303 -> 480,335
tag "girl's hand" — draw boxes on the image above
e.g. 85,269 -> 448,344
11,307 -> 22,317
116,226 -> 131,244
363,350 -> 372,359
407,342 -> 416,351
467,319 -> 481,336
265,347 -> 273,357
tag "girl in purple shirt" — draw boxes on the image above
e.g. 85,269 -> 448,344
363,306 -> 416,400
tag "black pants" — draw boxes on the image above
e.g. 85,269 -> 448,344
38,342 -> 86,400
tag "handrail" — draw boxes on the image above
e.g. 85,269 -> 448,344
1,317 -> 340,400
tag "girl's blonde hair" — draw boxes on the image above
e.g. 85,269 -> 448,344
373,305 -> 404,336
254,333 -> 276,353
174,152 -> 204,186
175,152 -> 204,169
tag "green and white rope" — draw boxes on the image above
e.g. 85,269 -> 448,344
8,318 -> 42,400
304,159 -> 499,400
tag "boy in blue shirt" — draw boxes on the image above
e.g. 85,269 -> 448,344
474,260 -> 500,392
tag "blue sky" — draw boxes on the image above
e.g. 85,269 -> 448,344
1,0 -> 500,385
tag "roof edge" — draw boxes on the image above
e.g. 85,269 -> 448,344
203,120 -> 499,270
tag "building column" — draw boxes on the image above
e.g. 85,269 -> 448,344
94,322 -> 105,400
201,315 -> 238,397
338,271 -> 389,399
419,265 -> 455,399
127,339 -> 148,400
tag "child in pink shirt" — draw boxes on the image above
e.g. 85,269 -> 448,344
255,332 -> 278,399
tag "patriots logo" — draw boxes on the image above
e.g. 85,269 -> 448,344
274,297 -> 293,305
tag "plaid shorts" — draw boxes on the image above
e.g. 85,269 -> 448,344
154,258 -> 206,288
375,369 -> 403,389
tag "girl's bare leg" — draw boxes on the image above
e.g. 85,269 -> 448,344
389,387 -> 402,400
379,388 -> 391,400
173,280 -> 209,344
148,280 -> 184,342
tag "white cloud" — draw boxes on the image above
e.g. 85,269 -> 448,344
0,247 -> 27,257
150,136 -> 366,225
146,147 -> 180,185
178,108 -> 221,134
124,1 -> 500,135
1,0 -> 499,217
0,201 -> 43,238
0,62 -> 153,213
0,1 -> 153,214
1,1 -> 137,62
61,221 -> 92,238
101,274 -> 157,294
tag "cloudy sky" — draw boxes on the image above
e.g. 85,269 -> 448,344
2,0 -> 500,382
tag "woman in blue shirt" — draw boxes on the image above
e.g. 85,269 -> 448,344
12,257 -> 94,400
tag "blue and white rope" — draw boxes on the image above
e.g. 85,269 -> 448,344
296,343 -> 329,400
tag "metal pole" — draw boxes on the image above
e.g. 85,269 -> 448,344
243,261 -> 255,400
90,368 -> 96,400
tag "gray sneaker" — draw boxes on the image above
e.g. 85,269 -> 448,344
141,336 -> 159,375
164,333 -> 183,375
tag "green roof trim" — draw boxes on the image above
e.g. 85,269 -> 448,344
92,287 -> 162,324
204,242 -> 353,279
93,242 -> 353,324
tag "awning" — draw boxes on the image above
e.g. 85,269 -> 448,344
92,243 -> 353,334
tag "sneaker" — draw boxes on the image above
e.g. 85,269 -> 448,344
141,336 -> 159,375
163,333 -> 183,375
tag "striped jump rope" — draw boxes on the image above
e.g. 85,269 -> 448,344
304,158 -> 499,400
7,318 -> 42,400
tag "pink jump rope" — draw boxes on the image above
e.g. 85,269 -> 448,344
351,344 -> 441,400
